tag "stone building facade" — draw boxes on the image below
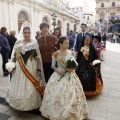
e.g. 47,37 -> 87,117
0,0 -> 80,36
96,0 -> 120,31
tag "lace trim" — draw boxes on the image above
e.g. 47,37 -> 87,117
15,40 -> 39,55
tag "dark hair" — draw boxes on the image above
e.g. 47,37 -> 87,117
81,23 -> 87,28
39,23 -> 49,30
81,35 -> 91,47
23,27 -> 30,32
58,36 -> 68,48
53,28 -> 61,38
0,27 -> 7,34
70,30 -> 73,32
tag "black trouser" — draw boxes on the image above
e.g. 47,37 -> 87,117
43,63 -> 54,83
1,52 -> 9,74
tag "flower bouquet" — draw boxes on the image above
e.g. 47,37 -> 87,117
58,59 -> 78,81
6,62 -> 16,72
92,60 -> 101,76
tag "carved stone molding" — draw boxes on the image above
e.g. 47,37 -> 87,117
63,16 -> 66,21
1,0 -> 15,4
33,7 -> 41,13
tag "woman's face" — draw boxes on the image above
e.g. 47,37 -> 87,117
60,39 -> 69,50
84,37 -> 90,45
55,30 -> 60,37
93,38 -> 98,43
23,29 -> 31,40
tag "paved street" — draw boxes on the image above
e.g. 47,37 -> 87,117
0,42 -> 120,120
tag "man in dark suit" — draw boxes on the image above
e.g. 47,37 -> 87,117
74,23 -> 91,52
8,30 -> 17,59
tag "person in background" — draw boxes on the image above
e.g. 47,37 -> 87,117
68,30 -> 75,49
92,36 -> 102,60
37,23 -> 58,83
75,23 -> 91,53
0,27 -> 10,76
92,28 -> 101,40
73,32 -> 78,47
113,34 -> 117,43
118,33 -> 120,44
35,31 -> 41,39
8,30 -> 17,59
90,31 -> 94,35
101,29 -> 107,48
53,28 -> 61,41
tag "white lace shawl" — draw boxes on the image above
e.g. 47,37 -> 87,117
14,40 -> 39,55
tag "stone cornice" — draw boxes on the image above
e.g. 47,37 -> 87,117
0,0 -> 79,21
1,0 -> 15,4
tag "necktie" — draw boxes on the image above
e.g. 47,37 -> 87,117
83,32 -> 85,40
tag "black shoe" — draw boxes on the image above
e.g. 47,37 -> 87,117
4,73 -> 9,76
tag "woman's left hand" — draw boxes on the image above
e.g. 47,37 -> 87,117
66,68 -> 75,73
37,71 -> 41,77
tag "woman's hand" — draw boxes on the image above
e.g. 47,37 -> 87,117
66,68 -> 75,73
57,70 -> 63,76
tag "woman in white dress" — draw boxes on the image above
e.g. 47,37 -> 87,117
6,22 -> 45,111
40,36 -> 88,120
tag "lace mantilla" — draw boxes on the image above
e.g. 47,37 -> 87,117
14,40 -> 39,55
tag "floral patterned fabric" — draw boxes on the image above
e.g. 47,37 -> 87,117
6,40 -> 43,111
40,51 -> 88,120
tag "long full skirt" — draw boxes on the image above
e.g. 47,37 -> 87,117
40,72 -> 88,120
6,59 -> 41,111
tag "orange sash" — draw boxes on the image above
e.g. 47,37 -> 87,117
18,56 -> 45,96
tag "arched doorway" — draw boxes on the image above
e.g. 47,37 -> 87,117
18,11 -> 29,32
67,23 -> 70,35
42,17 -> 49,23
57,20 -> 62,29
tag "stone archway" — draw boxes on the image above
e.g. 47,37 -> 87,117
18,11 -> 30,32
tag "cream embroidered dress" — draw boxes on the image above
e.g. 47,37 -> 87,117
40,50 -> 88,120
6,40 -> 44,111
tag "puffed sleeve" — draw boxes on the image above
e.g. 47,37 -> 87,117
51,55 -> 56,68
35,42 -> 41,59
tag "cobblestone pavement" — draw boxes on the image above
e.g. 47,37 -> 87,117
0,42 -> 120,120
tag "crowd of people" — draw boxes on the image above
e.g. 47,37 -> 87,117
107,32 -> 120,44
0,21 -> 107,120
